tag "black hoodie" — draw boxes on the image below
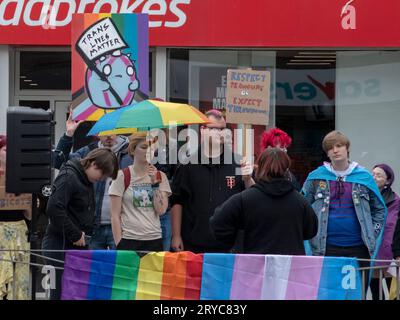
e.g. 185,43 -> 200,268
210,178 -> 318,255
171,152 -> 245,252
46,158 -> 95,244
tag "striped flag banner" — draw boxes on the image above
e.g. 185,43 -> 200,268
61,251 -> 362,300
61,250 -> 203,300
200,254 -> 362,300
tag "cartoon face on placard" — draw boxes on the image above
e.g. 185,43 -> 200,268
85,50 -> 140,108
71,14 -> 149,121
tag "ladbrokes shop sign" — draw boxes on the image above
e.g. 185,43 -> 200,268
0,0 -> 399,47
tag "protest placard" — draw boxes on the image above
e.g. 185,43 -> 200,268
226,69 -> 270,125
0,173 -> 31,211
71,13 -> 149,119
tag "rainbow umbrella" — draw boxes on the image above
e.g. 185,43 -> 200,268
87,100 -> 209,136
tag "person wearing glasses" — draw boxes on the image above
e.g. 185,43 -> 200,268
301,131 -> 386,265
369,164 -> 400,299
170,109 -> 254,253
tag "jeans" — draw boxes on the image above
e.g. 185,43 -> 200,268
160,211 -> 172,251
89,224 -> 116,250
41,231 -> 88,300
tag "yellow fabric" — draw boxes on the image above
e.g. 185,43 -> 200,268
98,128 -> 138,136
157,103 -> 209,125
135,252 -> 165,300
389,277 -> 398,300
0,220 -> 30,300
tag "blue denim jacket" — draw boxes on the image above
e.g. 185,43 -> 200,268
302,164 -> 386,258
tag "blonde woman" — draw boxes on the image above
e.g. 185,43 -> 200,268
109,132 -> 171,251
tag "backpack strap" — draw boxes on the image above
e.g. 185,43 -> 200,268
122,167 -> 131,191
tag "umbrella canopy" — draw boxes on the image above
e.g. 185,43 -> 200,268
87,100 -> 209,136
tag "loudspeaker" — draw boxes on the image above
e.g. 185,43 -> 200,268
6,106 -> 54,194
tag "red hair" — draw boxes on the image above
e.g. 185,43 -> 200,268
0,135 -> 6,149
260,128 -> 292,150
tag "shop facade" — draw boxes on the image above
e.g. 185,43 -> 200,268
0,0 -> 399,190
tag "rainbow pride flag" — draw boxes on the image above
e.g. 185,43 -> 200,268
61,251 -> 203,300
200,254 -> 362,300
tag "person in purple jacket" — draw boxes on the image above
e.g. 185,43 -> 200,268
370,164 -> 400,300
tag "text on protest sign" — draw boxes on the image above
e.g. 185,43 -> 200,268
76,17 -> 127,62
0,174 -> 31,211
226,69 -> 270,125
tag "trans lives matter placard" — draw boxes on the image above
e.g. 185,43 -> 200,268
226,69 -> 270,125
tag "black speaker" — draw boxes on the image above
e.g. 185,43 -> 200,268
6,106 -> 54,194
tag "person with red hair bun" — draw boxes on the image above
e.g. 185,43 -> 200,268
260,128 -> 300,190
260,127 -> 292,151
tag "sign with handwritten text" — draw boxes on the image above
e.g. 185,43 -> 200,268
226,69 -> 270,125
0,174 -> 31,211
76,17 -> 128,62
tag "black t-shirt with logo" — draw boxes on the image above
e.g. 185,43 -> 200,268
171,152 -> 245,252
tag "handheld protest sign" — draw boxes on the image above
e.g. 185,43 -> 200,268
226,69 -> 270,126
71,14 -> 149,121
75,17 -> 129,106
226,69 -> 270,159
0,173 -> 32,211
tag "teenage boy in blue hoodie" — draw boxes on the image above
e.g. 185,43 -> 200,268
302,131 -> 386,264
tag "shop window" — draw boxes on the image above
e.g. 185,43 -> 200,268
167,49 -> 337,185
19,51 -> 71,90
275,51 -> 336,184
336,51 -> 400,192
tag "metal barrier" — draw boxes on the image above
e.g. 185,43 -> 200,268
357,258 -> 400,300
1,249 -> 399,300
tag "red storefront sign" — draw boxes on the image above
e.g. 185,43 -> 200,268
0,0 -> 399,47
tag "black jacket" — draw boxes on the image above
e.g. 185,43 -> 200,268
210,178 -> 318,255
46,158 -> 95,243
171,152 -> 245,251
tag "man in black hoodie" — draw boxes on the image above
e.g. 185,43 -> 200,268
53,110 -> 132,250
42,148 -> 118,300
170,110 -> 254,253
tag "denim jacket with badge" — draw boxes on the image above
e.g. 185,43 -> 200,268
302,162 -> 387,257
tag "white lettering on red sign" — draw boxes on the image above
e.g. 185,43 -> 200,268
341,0 -> 356,30
0,0 -> 190,28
